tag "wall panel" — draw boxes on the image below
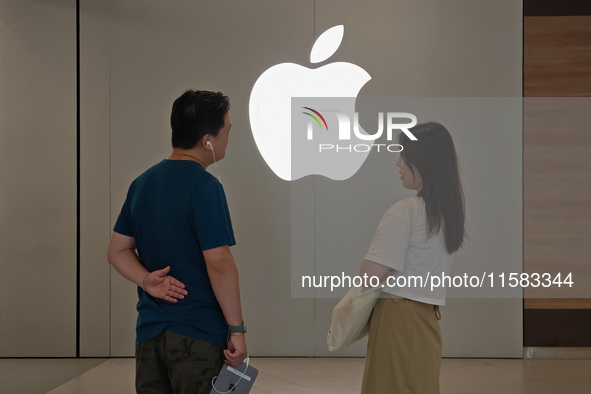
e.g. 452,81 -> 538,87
524,16 -> 591,312
79,0 -> 112,357
0,0 -> 77,357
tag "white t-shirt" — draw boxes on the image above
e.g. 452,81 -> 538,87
364,196 -> 453,306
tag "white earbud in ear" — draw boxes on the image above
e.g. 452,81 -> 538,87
206,139 -> 221,183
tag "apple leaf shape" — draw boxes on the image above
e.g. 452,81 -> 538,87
310,25 -> 344,64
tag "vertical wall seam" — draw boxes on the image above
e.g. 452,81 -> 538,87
108,0 -> 113,357
76,0 -> 81,358
312,0 -> 317,357
521,4 -> 526,345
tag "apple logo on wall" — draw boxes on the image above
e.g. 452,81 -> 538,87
249,25 -> 374,181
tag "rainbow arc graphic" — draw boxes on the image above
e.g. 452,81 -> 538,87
302,107 -> 329,131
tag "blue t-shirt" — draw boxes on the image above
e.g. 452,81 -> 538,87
114,159 -> 236,345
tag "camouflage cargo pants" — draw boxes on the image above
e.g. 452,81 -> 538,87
135,329 -> 225,394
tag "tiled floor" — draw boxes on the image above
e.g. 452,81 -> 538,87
0,358 -> 106,394
2,357 -> 591,393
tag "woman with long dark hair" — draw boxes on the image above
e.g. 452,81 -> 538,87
360,122 -> 466,393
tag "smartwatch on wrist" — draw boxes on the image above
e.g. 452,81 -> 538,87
228,321 -> 247,334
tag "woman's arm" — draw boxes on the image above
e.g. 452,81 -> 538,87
359,259 -> 395,286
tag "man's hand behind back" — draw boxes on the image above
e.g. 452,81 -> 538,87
144,266 -> 189,303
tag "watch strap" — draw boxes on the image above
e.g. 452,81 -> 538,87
228,322 -> 247,333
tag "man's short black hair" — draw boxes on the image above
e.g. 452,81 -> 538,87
170,90 -> 230,149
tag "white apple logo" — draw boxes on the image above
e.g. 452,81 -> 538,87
249,25 -> 374,181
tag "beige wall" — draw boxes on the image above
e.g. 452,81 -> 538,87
79,0 -> 112,356
0,0 -> 77,356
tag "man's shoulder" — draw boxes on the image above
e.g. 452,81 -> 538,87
133,160 -> 167,180
192,178 -> 225,200
127,160 -> 225,202
135,160 -> 215,184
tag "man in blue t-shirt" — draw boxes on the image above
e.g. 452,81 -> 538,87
107,90 -> 247,394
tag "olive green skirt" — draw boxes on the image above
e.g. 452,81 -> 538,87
361,296 -> 442,394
